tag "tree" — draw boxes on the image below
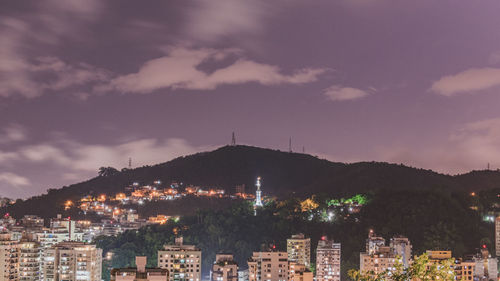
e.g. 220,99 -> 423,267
348,253 -> 455,281
98,167 -> 119,177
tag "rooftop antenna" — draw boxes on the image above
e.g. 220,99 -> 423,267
488,162 -> 490,170
302,146 -> 305,154
128,157 -> 132,169
231,132 -> 236,146
289,137 -> 292,153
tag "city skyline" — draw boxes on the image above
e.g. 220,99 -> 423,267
2,0 -> 500,199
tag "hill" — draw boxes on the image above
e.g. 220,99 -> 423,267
3,145 -> 500,219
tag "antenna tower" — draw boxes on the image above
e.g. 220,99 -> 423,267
231,132 -> 236,146
128,157 -> 132,169
289,137 -> 292,153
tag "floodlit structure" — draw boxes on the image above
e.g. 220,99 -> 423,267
211,254 -> 238,281
315,238 -> 341,281
42,241 -> 102,281
158,237 -> 201,281
247,251 -> 288,281
254,177 -> 263,208
111,256 -> 168,281
287,234 -> 311,267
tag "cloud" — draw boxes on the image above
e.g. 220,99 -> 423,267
0,1 -> 104,98
187,0 -> 268,41
108,47 -> 327,94
377,117 -> 500,174
0,172 -> 30,187
0,137 -> 213,173
323,85 -> 371,101
488,50 -> 500,65
0,124 -> 27,143
431,67 -> 500,96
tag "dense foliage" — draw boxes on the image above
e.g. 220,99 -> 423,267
4,145 -> 500,220
96,189 -> 493,281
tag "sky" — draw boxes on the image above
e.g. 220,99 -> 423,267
1,0 -> 500,198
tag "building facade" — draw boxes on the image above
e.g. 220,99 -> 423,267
315,238 -> 341,281
111,256 -> 168,281
286,234 -> 310,268
0,234 -> 20,281
19,240 -> 41,281
496,217 -> 500,257
42,241 -> 102,281
288,263 -> 312,281
359,232 -> 411,276
158,237 -> 201,281
247,251 -> 288,281
211,254 -> 238,281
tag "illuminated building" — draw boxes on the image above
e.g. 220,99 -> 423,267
247,250 -> 288,281
288,263 -> 312,281
472,247 -> 498,280
495,216 -> 500,256
42,241 -> 102,281
211,254 -> 238,281
158,237 -> 201,281
426,251 -> 474,281
19,240 -> 41,281
359,232 -> 411,275
111,256 -> 168,281
286,234 -> 311,267
315,238 -> 340,281
0,233 -> 20,281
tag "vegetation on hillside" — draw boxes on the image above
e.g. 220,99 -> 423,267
3,145 -> 500,220
96,189 -> 493,281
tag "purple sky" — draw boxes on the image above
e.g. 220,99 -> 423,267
2,0 -> 500,198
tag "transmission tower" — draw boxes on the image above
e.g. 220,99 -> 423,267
231,132 -> 236,146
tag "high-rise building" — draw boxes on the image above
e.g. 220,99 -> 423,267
0,233 -> 20,281
288,263 -> 313,281
211,254 -> 238,281
42,241 -> 102,281
495,217 -> 500,256
158,237 -> 201,281
286,234 -> 310,268
315,238 -> 341,281
111,256 -> 168,281
389,237 -> 412,268
247,251 -> 288,281
19,240 -> 41,281
359,232 -> 411,275
472,247 -> 498,280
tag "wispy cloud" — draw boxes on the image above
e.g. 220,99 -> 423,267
0,172 -> 30,187
323,85 -> 371,101
0,124 -> 27,143
108,47 -> 327,94
0,0 -> 104,98
431,67 -> 500,96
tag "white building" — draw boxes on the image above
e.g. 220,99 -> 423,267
473,248 -> 498,280
158,237 -> 201,281
315,238 -> 341,281
247,251 -> 288,281
42,241 -> 102,281
211,254 -> 238,281
286,234 -> 310,268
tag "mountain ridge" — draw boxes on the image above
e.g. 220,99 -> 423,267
3,145 -> 500,219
